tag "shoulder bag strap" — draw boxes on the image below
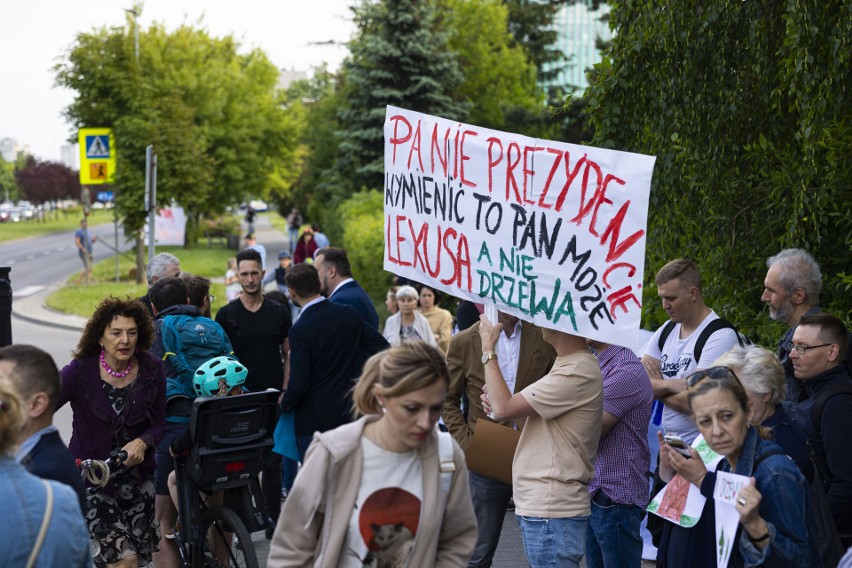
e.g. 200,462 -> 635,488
436,426 -> 455,519
25,480 -> 54,568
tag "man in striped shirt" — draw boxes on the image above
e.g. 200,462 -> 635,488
585,339 -> 653,568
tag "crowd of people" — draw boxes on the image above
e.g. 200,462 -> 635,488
2,215 -> 850,568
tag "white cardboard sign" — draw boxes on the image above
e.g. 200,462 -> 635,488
383,106 -> 656,348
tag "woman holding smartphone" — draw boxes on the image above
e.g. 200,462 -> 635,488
656,366 -> 812,568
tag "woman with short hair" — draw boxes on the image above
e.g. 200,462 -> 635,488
382,285 -> 437,348
656,366 -> 812,567
714,345 -> 812,481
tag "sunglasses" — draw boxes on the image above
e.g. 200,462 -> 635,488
685,366 -> 743,389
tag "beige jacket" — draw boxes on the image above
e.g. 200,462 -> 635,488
267,415 -> 477,568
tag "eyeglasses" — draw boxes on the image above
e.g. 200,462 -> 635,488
790,343 -> 832,355
686,366 -> 742,389
207,295 -> 215,303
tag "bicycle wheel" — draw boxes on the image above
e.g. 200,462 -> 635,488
191,505 -> 259,568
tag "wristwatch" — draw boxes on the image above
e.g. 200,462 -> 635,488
481,351 -> 498,365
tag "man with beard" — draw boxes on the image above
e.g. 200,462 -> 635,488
313,247 -> 379,329
761,249 -> 825,405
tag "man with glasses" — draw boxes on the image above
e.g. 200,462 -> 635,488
791,312 -> 852,546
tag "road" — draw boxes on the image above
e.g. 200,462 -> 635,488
1,219 -> 132,298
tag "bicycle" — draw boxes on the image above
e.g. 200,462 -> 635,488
170,389 -> 279,568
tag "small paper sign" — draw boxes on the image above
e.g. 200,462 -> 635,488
647,435 -> 722,527
713,471 -> 750,568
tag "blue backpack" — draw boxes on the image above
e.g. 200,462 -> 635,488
160,314 -> 235,416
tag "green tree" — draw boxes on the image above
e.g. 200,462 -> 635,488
337,190 -> 389,303
0,157 -> 19,202
586,0 -> 852,340
336,0 -> 469,194
54,14 -> 291,277
503,0 -> 567,86
440,0 -> 541,130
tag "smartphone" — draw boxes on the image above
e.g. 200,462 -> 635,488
664,434 -> 692,458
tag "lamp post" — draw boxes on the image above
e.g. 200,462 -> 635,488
124,8 -> 139,63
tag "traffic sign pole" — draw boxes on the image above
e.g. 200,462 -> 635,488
145,145 -> 157,264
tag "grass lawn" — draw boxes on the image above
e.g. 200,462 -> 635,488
0,209 -> 114,242
46,244 -> 234,319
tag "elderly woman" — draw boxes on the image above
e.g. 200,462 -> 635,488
268,341 -> 477,567
714,345 -> 812,481
418,284 -> 453,353
657,366 -> 812,568
59,297 -> 166,568
382,285 -> 437,348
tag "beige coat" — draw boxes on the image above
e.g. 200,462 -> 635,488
267,415 -> 477,567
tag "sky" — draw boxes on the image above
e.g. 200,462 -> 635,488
0,0 -> 356,163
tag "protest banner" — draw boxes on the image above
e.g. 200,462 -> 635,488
383,105 -> 656,348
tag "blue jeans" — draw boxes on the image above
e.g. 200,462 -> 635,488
296,435 -> 313,462
282,457 -> 298,492
517,514 -> 589,568
288,228 -> 299,252
584,492 -> 644,568
468,471 -> 513,567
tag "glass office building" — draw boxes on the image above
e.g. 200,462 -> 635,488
547,1 -> 612,93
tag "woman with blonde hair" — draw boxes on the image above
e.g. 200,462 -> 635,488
0,379 -> 93,567
268,341 -> 477,567
382,285 -> 437,348
714,345 -> 812,480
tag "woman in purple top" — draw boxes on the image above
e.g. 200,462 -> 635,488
58,297 -> 166,568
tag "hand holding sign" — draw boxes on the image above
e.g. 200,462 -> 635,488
479,313 -> 502,352
735,478 -> 766,537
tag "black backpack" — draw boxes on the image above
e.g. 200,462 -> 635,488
657,318 -> 751,364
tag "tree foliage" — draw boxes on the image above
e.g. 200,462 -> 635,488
586,0 -> 852,340
14,157 -> 81,205
335,0 -> 469,194
0,157 -> 19,202
337,190 -> 388,303
502,0 -> 566,86
54,16 -> 291,243
439,0 -> 541,130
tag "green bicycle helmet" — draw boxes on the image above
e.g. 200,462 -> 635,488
193,356 -> 247,397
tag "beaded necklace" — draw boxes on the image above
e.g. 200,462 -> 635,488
100,348 -> 133,378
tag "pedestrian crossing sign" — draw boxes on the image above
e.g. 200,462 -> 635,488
78,128 -> 116,185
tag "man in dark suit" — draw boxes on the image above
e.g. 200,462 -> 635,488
0,344 -> 86,512
314,247 -> 380,329
442,313 -> 556,568
282,263 -> 389,458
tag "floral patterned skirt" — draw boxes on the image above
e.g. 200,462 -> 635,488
85,468 -> 160,566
